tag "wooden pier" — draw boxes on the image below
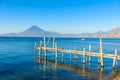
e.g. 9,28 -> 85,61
34,37 -> 120,69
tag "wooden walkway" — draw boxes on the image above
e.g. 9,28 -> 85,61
36,47 -> 120,59
34,37 -> 120,69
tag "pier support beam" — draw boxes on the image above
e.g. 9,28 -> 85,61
55,42 -> 58,60
34,42 -> 36,59
98,57 -> 101,64
74,48 -> 78,65
34,42 -> 36,55
39,41 -> 42,58
44,36 -> 47,59
62,48 -> 64,63
112,49 -> 118,69
86,45 -> 91,63
70,52 -> 72,63
99,38 -> 104,67
55,42 -> 58,69
74,48 -> 78,59
52,37 -> 55,60
82,48 -> 86,64
53,37 -> 55,48
88,44 -> 91,62
52,37 -> 55,56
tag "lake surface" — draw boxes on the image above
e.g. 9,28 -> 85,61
0,37 -> 120,80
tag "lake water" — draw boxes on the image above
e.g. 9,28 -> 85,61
0,37 -> 120,80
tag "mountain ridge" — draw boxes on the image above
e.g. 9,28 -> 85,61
1,25 -> 120,38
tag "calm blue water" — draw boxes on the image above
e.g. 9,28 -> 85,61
0,37 -> 120,80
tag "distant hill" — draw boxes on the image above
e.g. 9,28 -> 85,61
1,25 -> 120,38
77,27 -> 120,38
102,27 -> 120,38
1,33 -> 17,37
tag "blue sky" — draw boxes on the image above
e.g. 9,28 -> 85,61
0,0 -> 120,34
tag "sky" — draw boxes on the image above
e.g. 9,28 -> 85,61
0,0 -> 120,34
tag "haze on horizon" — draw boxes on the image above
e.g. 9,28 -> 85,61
0,0 -> 120,34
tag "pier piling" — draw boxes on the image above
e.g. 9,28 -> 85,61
39,41 -> 42,58
62,48 -> 64,63
82,48 -> 86,64
88,44 -> 91,62
52,37 -> 55,56
113,49 -> 118,69
70,52 -> 72,62
55,42 -> 58,60
44,36 -> 47,59
34,42 -> 36,55
34,42 -> 37,59
100,38 -> 104,67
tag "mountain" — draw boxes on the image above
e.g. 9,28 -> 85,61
17,25 -> 46,37
1,25 -> 120,38
1,25 -> 62,37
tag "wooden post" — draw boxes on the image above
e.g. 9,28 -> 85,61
100,38 -> 104,67
44,36 -> 46,48
39,41 -> 42,58
70,52 -> 72,63
34,42 -> 36,60
74,48 -> 78,66
62,51 -> 64,58
34,42 -> 36,55
44,36 -> 47,59
62,48 -> 64,63
55,42 -> 58,60
115,49 -> 118,66
52,37 -> 55,60
39,41 -> 40,59
89,44 -> 91,62
74,48 -> 78,60
47,37 -> 50,47
83,48 -> 86,64
55,42 -> 58,69
112,49 -> 118,69
53,37 -> 55,49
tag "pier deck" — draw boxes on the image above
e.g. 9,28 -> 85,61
36,47 -> 120,59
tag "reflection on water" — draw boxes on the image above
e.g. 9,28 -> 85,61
34,55 -> 119,80
110,69 -> 120,80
